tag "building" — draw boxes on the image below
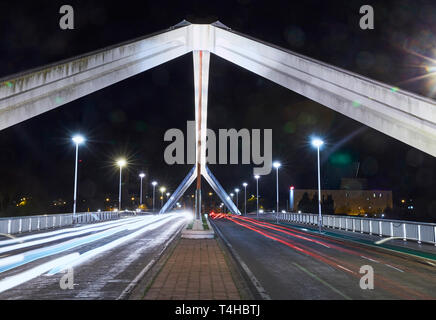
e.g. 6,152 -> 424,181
291,179 -> 392,216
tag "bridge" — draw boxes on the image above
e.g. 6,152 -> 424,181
0,21 -> 435,300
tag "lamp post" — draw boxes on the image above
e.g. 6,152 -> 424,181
72,135 -> 85,217
311,138 -> 324,233
235,188 -> 240,213
160,186 -> 166,209
242,183 -> 248,215
152,181 -> 157,212
273,161 -> 281,222
117,159 -> 127,211
139,173 -> 145,206
254,175 -> 260,219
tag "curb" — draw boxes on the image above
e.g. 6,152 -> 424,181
210,219 -> 271,300
116,222 -> 185,300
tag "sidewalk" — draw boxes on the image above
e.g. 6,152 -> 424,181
143,238 -> 241,300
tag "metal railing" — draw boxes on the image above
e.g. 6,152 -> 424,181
270,212 -> 436,245
0,211 -> 120,235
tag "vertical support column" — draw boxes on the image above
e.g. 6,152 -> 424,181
193,50 -> 210,220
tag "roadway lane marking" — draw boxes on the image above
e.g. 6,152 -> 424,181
0,217 -> 142,247
211,220 -> 271,300
336,264 -> 355,274
361,256 -> 379,263
292,262 -> 352,300
0,215 -> 173,274
384,264 -> 404,273
0,253 -> 80,294
117,221 -> 185,300
0,215 -> 185,294
0,217 -> 146,255
233,218 -> 332,249
46,214 -> 181,275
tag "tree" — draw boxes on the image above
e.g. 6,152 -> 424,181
322,194 -> 335,215
297,192 -> 312,213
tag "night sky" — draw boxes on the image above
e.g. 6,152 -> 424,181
0,0 -> 435,220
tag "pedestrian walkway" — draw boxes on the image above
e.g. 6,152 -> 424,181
143,238 -> 241,300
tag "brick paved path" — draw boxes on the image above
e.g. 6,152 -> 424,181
143,238 -> 241,300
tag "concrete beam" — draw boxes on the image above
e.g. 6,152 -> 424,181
0,21 -> 434,159
211,26 -> 436,157
0,25 -> 191,130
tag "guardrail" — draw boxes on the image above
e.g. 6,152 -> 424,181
270,212 -> 436,245
0,211 -> 120,235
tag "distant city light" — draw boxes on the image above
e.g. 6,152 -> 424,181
152,181 -> 157,186
254,175 -> 260,180
273,161 -> 281,168
139,173 -> 145,178
242,182 -> 248,187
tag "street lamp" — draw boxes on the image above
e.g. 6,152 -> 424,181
160,186 -> 166,209
152,181 -> 157,212
72,135 -> 85,217
235,188 -> 240,212
254,175 -> 260,219
242,182 -> 248,215
139,173 -> 145,206
117,158 -> 127,211
311,138 -> 324,233
273,161 -> 281,222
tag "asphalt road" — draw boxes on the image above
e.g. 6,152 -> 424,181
211,214 -> 436,300
0,212 -> 188,299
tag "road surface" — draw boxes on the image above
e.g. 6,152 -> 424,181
211,214 -> 436,300
0,212 -> 188,299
